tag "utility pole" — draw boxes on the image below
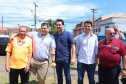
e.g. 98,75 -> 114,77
2,16 -> 3,35
91,9 -> 97,34
34,2 -> 38,31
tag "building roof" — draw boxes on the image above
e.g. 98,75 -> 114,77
10,26 -> 30,29
101,12 -> 126,20
73,18 -> 95,30
0,27 -> 10,31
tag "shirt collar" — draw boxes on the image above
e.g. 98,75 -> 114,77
83,32 -> 93,36
39,33 -> 50,38
105,38 -> 116,44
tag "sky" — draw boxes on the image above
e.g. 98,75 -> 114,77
0,0 -> 126,33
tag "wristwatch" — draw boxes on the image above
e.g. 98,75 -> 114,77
52,61 -> 56,63
123,68 -> 126,71
51,52 -> 55,55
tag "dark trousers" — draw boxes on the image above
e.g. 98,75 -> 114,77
77,62 -> 95,84
9,68 -> 29,84
56,60 -> 71,84
98,64 -> 121,84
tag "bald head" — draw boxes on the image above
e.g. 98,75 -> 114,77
105,28 -> 115,41
105,28 -> 114,33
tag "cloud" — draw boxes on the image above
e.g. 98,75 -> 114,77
0,0 -> 97,28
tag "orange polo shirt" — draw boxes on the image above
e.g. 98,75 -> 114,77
5,36 -> 32,69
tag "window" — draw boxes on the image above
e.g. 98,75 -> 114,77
79,30 -> 81,34
98,28 -> 101,32
74,31 -> 76,36
105,26 -> 109,29
96,29 -> 97,32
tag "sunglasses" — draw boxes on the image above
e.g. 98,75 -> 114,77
108,33 -> 115,35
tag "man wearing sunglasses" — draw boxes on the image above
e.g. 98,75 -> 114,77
98,28 -> 126,84
113,25 -> 125,41
113,25 -> 125,71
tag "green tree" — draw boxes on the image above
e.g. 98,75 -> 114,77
46,19 -> 57,35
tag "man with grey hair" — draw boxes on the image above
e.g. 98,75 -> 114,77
5,26 -> 32,84
98,28 -> 126,84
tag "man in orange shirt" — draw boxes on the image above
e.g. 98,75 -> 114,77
5,26 -> 32,84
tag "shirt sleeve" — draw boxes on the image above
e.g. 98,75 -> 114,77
27,32 -> 36,38
94,35 -> 98,55
50,36 -> 56,48
76,36 -> 80,54
120,41 -> 126,56
68,32 -> 74,44
119,33 -> 125,41
28,38 -> 33,53
5,42 -> 12,52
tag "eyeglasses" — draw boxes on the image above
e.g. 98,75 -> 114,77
107,33 -> 115,35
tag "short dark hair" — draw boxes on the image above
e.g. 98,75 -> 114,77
19,26 -> 28,32
41,23 -> 49,28
84,20 -> 92,26
55,19 -> 64,25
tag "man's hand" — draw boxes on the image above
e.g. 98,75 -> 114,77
24,63 -> 30,73
113,25 -> 120,32
9,33 -> 18,42
51,63 -> 56,68
5,64 -> 10,72
120,69 -> 126,78
70,58 -> 75,66
95,58 -> 98,66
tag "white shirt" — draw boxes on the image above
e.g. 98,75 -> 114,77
76,33 -> 98,64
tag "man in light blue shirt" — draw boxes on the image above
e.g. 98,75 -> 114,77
76,20 -> 98,84
28,23 -> 56,84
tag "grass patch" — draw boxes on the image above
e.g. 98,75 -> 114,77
0,72 -> 88,84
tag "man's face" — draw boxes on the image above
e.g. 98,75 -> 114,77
41,25 -> 49,36
84,23 -> 92,33
105,29 -> 115,41
113,26 -> 118,33
56,21 -> 64,32
19,27 -> 27,38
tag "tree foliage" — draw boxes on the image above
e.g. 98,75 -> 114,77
37,19 -> 57,35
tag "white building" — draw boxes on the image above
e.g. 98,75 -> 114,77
94,12 -> 126,39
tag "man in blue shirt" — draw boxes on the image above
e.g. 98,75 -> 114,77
76,20 -> 98,84
53,19 -> 75,84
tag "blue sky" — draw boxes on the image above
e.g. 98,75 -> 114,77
0,0 -> 126,33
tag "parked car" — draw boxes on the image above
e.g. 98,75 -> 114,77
0,35 -> 9,55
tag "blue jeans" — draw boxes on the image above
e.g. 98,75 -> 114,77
56,60 -> 71,84
98,64 -> 121,84
77,62 -> 95,84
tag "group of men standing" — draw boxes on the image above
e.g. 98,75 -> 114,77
5,19 -> 126,84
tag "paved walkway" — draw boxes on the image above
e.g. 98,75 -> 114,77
0,56 -> 122,84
